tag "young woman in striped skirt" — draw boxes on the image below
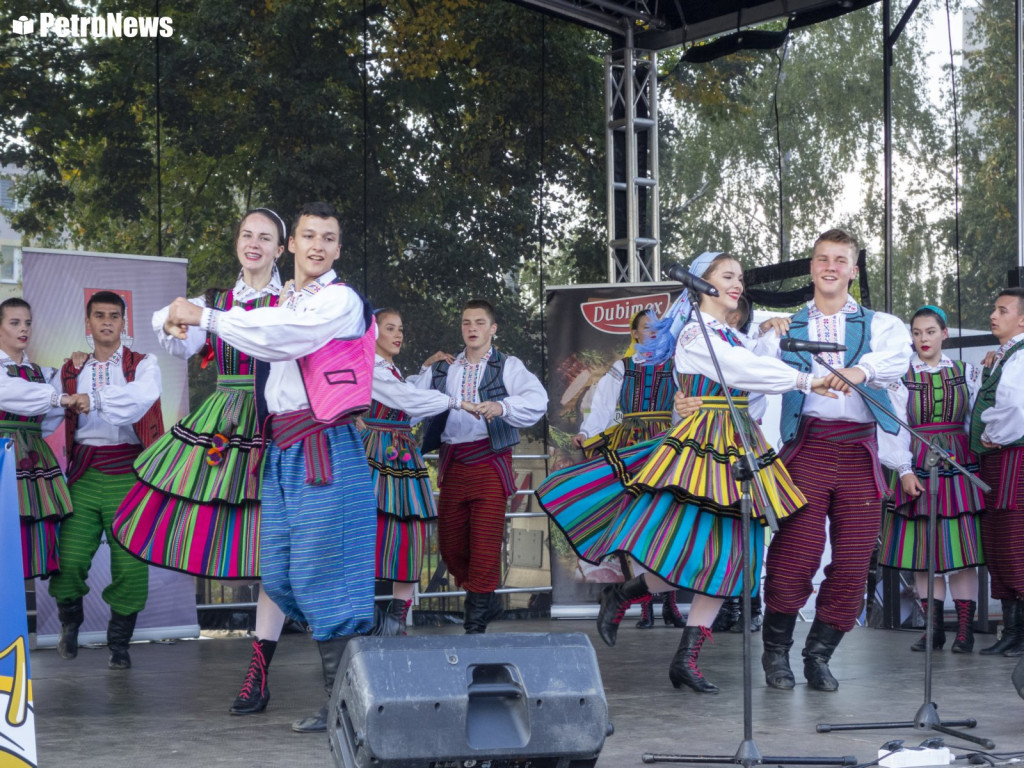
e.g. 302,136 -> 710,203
571,311 -> 685,629
537,252 -> 835,693
360,309 -> 474,635
878,305 -> 984,652
0,297 -> 73,579
111,208 -> 288,714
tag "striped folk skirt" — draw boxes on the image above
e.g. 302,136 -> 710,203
1,421 -> 72,579
362,418 -> 437,582
582,410 -> 673,459
112,375 -> 263,579
879,422 -> 984,572
537,398 -> 806,597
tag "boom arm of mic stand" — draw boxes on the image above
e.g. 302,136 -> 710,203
691,301 -> 779,533
811,355 -> 990,496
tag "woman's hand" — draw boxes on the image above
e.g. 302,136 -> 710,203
900,474 -> 924,498
759,316 -> 791,337
809,377 -> 840,399
571,432 -> 587,449
674,393 -> 703,419
422,351 -> 454,368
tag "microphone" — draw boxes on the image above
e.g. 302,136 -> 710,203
779,338 -> 847,354
664,263 -> 720,296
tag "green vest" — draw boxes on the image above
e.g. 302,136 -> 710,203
969,338 -> 1024,455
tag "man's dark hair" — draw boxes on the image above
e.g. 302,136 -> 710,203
87,291 -> 125,316
463,299 -> 496,324
292,202 -> 343,241
997,287 -> 1024,315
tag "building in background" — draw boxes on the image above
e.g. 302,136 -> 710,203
0,165 -> 26,300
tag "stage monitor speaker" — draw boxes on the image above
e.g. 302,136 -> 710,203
328,632 -> 610,768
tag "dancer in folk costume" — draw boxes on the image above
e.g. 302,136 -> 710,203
49,291 -> 163,670
970,288 -> 1024,657
112,209 -> 289,709
572,310 -> 686,629
165,201 -> 377,733
360,308 -> 475,634
754,228 -> 912,692
416,299 -> 548,634
537,252 -> 835,693
0,297 -> 73,579
877,305 -> 984,653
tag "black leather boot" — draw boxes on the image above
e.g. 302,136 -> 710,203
56,598 -> 84,661
980,599 -> 1023,655
761,611 -> 797,690
911,598 -> 946,652
1004,599 -> 1024,657
662,592 -> 686,628
1013,655 -> 1024,700
229,638 -> 276,715
668,626 -> 719,693
291,636 -> 350,733
748,594 -> 763,633
107,611 -> 138,670
802,618 -> 843,692
371,599 -> 411,637
464,591 -> 503,634
635,595 -> 655,628
712,598 -> 740,632
951,599 -> 976,654
597,576 -> 649,647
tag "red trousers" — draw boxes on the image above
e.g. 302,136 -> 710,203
437,460 -> 509,593
980,452 -> 1024,599
764,433 -> 884,632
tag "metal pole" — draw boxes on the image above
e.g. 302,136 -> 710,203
605,51 -> 616,282
624,24 -> 638,283
649,49 -> 661,283
1017,0 -> 1023,268
883,0 -> 893,313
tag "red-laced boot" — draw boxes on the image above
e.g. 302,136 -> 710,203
951,599 -> 976,653
668,626 -> 719,693
230,639 -> 276,715
662,592 -> 686,628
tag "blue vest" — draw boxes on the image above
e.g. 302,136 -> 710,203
420,348 -> 519,454
778,304 -> 899,444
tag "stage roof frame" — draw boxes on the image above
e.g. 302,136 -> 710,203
508,0 -> 882,51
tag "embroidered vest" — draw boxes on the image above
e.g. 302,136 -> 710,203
778,304 -> 898,443
905,360 -> 970,427
421,348 -> 519,454
619,358 -> 676,413
970,339 -> 1024,455
61,349 -> 165,451
1,363 -> 47,425
254,281 -> 375,424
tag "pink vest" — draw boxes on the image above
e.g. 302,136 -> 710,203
298,316 -> 377,422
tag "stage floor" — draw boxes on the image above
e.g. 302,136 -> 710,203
31,617 -> 1024,767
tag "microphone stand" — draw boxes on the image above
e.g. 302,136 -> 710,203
810,357 -> 995,750
643,297 -> 855,768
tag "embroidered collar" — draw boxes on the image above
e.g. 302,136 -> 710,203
807,295 -> 859,319
997,332 -> 1024,356
456,347 -> 494,367
233,265 -> 283,302
282,270 -> 337,309
910,354 -> 954,373
83,346 -> 124,372
0,351 -> 31,366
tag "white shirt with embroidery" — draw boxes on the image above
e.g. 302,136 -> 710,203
153,270 -> 283,359
372,354 -> 457,425
877,354 -> 981,476
411,346 -> 547,445
677,314 -> 814,398
199,270 -> 369,415
980,332 -> 1024,447
0,351 -> 63,436
753,296 -> 912,424
66,346 -> 162,447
